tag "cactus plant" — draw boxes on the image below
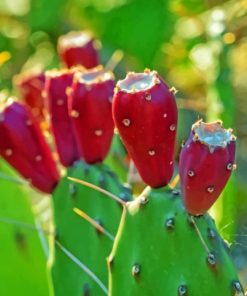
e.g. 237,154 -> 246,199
51,160 -> 130,296
0,63 -> 131,296
0,31 -> 244,295
109,187 -> 243,296
48,65 -> 131,296
0,159 -> 49,296
110,70 -> 243,296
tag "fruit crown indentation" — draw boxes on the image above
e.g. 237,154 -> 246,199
58,31 -> 93,50
116,70 -> 160,94
74,66 -> 114,85
192,120 -> 235,149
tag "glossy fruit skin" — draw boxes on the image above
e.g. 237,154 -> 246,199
0,101 -> 59,193
58,39 -> 99,69
45,71 -> 80,167
69,74 -> 115,164
15,73 -> 45,121
112,75 -> 177,188
179,132 -> 236,216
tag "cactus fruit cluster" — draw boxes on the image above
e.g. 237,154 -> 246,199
0,31 -> 244,295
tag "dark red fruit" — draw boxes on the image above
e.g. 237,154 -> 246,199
14,72 -> 45,121
45,69 -> 80,167
179,120 -> 236,216
68,66 -> 115,164
58,31 -> 100,69
112,69 -> 178,188
0,99 -> 59,193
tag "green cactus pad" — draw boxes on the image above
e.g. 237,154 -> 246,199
0,160 -> 49,296
109,186 -> 243,296
49,160 -> 131,296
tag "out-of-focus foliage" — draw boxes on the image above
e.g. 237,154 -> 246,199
0,0 -> 247,292
0,160 -> 49,295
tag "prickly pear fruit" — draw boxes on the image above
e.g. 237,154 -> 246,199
69,66 -> 115,164
14,72 -> 45,121
0,99 -> 59,193
112,70 -> 178,188
179,120 -> 236,216
57,31 -> 100,69
45,69 -> 80,167
109,187 -> 243,296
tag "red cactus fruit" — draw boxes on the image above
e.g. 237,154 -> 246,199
57,31 -> 100,69
68,66 -> 115,164
0,99 -> 60,193
112,69 -> 178,188
179,120 -> 236,216
14,72 -> 45,121
45,69 -> 80,167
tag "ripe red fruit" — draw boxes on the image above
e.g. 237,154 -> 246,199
58,31 -> 100,69
112,70 -> 178,188
68,66 -> 115,164
45,69 -> 80,167
0,99 -> 59,193
179,120 -> 236,216
14,72 -> 45,121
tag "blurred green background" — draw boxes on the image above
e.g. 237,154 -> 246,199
0,0 -> 247,294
